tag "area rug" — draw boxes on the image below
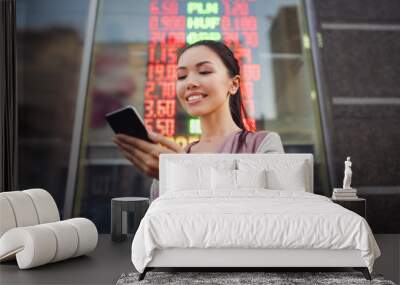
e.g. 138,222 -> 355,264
116,271 -> 396,285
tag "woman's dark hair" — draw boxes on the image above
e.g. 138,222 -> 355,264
177,40 -> 253,152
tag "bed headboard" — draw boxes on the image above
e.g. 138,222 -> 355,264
159,153 -> 314,195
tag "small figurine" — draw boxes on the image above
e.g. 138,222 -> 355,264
343,157 -> 352,189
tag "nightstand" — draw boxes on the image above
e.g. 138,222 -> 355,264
111,197 -> 149,242
331,198 -> 366,219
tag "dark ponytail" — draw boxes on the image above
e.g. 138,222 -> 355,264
177,40 -> 253,151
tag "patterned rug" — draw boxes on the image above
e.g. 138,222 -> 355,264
116,271 -> 396,285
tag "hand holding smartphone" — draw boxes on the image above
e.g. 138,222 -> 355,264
107,105 -> 185,180
105,105 -> 153,143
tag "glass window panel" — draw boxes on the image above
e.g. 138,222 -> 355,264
16,0 -> 91,214
75,0 -> 329,233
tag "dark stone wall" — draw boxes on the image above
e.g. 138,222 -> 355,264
313,0 -> 400,188
312,0 -> 400,233
315,0 -> 400,22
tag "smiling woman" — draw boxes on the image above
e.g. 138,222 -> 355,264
113,40 -> 284,202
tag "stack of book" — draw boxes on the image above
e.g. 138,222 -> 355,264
332,188 -> 358,200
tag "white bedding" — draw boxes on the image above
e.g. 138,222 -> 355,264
131,189 -> 380,273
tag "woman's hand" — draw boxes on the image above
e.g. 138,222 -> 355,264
113,132 -> 185,180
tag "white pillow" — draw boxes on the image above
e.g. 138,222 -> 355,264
211,168 -> 237,190
236,169 -> 267,188
266,164 -> 307,191
238,157 -> 313,191
211,169 -> 267,190
237,159 -> 308,192
167,162 -> 211,191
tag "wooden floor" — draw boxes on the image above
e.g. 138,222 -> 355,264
0,234 -> 398,284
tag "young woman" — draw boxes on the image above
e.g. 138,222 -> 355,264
113,40 -> 284,201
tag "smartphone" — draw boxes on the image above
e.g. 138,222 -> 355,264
105,105 -> 153,143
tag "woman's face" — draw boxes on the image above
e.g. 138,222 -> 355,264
176,45 -> 238,116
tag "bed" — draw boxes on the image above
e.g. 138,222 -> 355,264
131,154 -> 381,280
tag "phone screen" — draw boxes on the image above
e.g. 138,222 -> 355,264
105,106 -> 153,143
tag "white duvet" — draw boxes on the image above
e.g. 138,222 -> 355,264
131,189 -> 380,273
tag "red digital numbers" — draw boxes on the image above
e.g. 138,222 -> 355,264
156,100 -> 176,117
145,0 -> 180,136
